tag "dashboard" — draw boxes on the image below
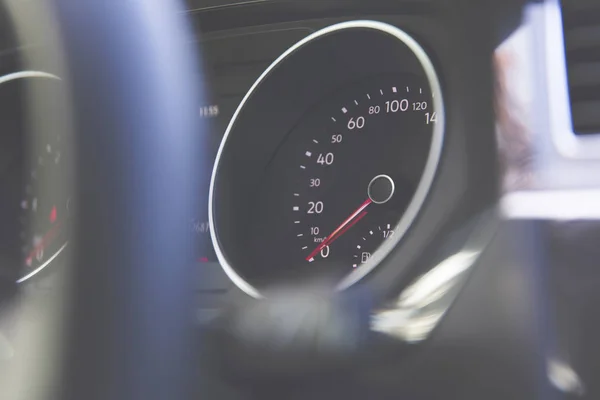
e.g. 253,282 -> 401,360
2,0 -> 600,399
0,0 -> 501,297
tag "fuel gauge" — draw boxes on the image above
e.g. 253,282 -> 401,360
351,221 -> 396,269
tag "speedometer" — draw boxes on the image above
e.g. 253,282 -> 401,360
210,21 -> 445,296
292,76 -> 432,268
248,74 -> 440,287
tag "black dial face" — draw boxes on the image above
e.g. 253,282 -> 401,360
243,73 -> 440,288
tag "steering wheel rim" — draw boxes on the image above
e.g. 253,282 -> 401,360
3,2 -> 207,399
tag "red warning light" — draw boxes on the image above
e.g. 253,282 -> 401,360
49,206 -> 57,223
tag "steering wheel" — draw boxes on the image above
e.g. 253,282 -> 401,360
2,1 -> 206,399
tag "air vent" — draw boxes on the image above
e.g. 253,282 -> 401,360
561,0 -> 600,135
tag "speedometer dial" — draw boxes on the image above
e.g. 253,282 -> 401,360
248,74 -> 439,286
210,21 -> 445,296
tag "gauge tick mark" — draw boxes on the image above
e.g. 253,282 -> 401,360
305,151 -> 312,157
341,107 -> 348,114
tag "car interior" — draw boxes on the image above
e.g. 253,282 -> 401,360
1,0 -> 600,399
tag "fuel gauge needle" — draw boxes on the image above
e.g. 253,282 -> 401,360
305,198 -> 372,262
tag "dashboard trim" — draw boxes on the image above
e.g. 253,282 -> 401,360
539,0 -> 600,158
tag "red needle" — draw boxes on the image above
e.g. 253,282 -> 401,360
305,198 -> 372,261
25,220 -> 62,266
